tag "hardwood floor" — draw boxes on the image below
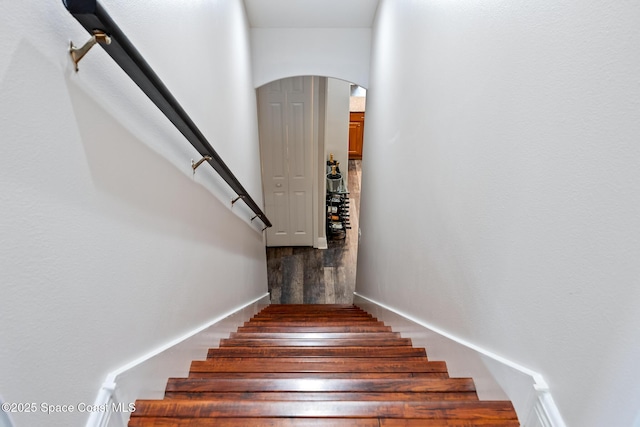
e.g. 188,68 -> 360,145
266,160 -> 362,304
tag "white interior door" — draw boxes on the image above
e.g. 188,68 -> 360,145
259,77 -> 314,247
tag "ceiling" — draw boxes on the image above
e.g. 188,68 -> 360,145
243,0 -> 380,28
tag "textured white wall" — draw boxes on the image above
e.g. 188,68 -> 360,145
0,1 -> 267,426
356,1 -> 640,426
250,28 -> 371,89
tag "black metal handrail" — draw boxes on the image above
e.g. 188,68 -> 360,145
63,0 -> 271,228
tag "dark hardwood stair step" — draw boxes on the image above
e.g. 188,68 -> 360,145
189,358 -> 445,373
129,418 -> 520,427
129,417 -> 381,426
252,310 -> 372,315
167,377 -> 476,393
259,304 -> 359,309
164,391 -> 478,401
219,337 -> 413,347
253,306 -> 370,313
237,325 -> 393,332
254,308 -> 373,317
380,421 -> 521,427
187,372 -> 450,379
229,332 -> 401,339
207,346 -> 427,358
130,400 -> 517,419
249,316 -> 377,322
243,320 -> 388,327
251,310 -> 374,316
260,303 -> 359,308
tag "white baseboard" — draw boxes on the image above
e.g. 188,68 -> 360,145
316,237 -> 328,250
86,293 -> 270,427
353,293 -> 567,427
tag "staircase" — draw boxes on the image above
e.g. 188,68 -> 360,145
129,304 -> 519,426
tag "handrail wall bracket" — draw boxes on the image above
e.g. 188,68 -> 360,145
192,156 -> 212,173
70,30 -> 111,72
62,0 -> 271,228
231,195 -> 246,206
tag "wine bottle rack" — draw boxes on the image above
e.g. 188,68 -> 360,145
326,154 -> 350,240
326,190 -> 351,240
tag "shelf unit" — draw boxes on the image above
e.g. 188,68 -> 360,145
326,188 -> 350,240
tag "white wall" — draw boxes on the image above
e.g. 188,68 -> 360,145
250,28 -> 371,89
0,1 -> 267,426
324,78 -> 351,189
356,1 -> 640,426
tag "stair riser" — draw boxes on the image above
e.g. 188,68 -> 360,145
207,346 -> 426,358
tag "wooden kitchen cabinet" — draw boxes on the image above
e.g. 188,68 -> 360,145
349,111 -> 364,159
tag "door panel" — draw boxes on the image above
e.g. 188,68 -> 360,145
290,102 -> 307,178
272,191 -> 289,236
292,191 -> 308,234
268,103 -> 286,178
259,77 -> 314,247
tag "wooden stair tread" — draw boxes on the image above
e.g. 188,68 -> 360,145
167,377 -> 474,392
237,325 -> 393,332
254,310 -> 371,316
164,391 -> 478,401
248,317 -> 378,323
254,306 -> 366,311
229,332 -> 401,340
254,307 -> 373,317
129,417 -> 520,427
380,421 -> 521,427
253,314 -> 372,319
130,400 -> 517,419
207,346 -> 427,358
189,358 -> 445,373
259,304 -> 361,311
230,331 -> 400,339
129,418 -> 520,427
244,320 -> 388,327
256,311 -> 368,316
187,372 -> 450,379
219,338 -> 413,347
251,310 -> 374,317
129,417 -> 381,426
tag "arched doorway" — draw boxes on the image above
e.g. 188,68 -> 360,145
258,76 -> 366,304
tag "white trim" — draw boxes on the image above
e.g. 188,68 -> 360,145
353,292 -> 567,427
316,237 -> 328,250
312,76 -> 320,250
86,293 -> 270,427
